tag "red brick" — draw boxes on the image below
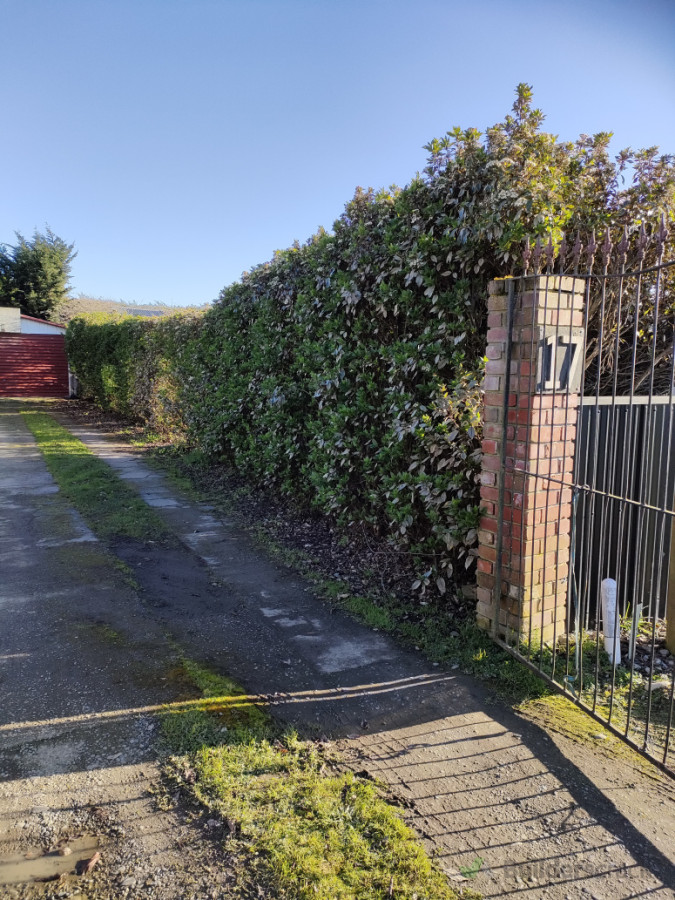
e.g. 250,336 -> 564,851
487,327 -> 509,342
482,454 -> 501,472
476,572 -> 495,589
485,359 -> 507,375
487,294 -> 508,310
479,515 -> 498,531
476,587 -> 492,605
484,392 -> 504,407
481,545 -> 497,562
478,529 -> 495,547
488,278 -> 510,294
483,423 -> 502,439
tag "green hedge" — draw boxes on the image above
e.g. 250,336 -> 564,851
66,87 -> 673,599
66,313 -> 202,435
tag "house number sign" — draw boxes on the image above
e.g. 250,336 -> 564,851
536,327 -> 584,393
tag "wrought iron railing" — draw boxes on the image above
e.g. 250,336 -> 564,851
492,220 -> 675,775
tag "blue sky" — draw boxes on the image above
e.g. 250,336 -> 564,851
1,0 -> 674,307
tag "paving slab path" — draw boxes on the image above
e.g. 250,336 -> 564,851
1,399 -> 675,899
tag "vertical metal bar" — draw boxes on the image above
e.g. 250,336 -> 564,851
578,400 -> 594,634
622,259 -> 651,742
576,274 -> 595,700
663,317 -> 675,765
589,265 -> 610,714
555,274 -> 583,687
492,279 -> 516,640
518,274 -> 539,652
550,274 -> 567,681
652,404 -> 670,621
667,409 -> 675,656
541,275 -> 554,666
526,272 -> 541,659
550,274 -> 564,681
618,266 -> 646,739
531,274 -> 552,667
642,255 -> 666,750
606,259 -> 628,726
568,266 -> 591,698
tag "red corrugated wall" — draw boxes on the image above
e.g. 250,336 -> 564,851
0,334 -> 69,397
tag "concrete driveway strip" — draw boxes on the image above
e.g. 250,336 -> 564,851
0,405 -> 173,771
41,403 -> 675,900
0,403 -> 232,899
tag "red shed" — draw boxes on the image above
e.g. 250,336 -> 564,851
0,308 -> 69,397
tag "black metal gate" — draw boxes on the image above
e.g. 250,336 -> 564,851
489,226 -> 675,776
576,397 -> 675,626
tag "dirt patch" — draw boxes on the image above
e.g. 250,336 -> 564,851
0,764 -> 247,900
0,834 -> 100,887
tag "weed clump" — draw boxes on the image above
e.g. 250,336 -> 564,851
162,659 -> 476,900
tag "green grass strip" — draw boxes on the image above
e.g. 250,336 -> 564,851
22,410 -> 169,542
162,659 -> 478,900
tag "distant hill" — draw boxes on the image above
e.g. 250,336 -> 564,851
56,294 -> 210,323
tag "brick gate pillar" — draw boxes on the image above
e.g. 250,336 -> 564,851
476,275 -> 585,645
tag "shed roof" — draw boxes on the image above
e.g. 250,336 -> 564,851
20,314 -> 66,330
